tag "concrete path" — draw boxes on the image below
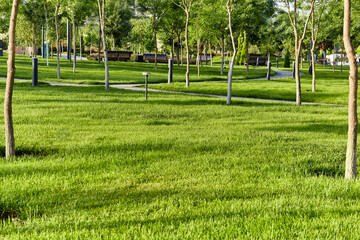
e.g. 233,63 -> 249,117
252,69 -> 305,80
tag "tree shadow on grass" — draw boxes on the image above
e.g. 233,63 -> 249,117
259,123 -> 347,135
0,145 -> 58,159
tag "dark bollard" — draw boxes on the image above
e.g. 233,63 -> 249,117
143,72 -> 151,100
168,59 -> 173,84
292,61 -> 295,78
267,61 -> 271,80
256,58 -> 259,67
308,61 -> 312,75
32,57 -> 38,86
276,58 -> 279,69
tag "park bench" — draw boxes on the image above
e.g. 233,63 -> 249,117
199,55 -> 212,62
245,56 -> 267,66
316,58 -> 328,65
144,54 -> 168,63
105,51 -> 132,61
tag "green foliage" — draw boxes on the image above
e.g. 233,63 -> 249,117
235,32 -> 247,66
284,49 -> 290,68
357,46 -> 360,55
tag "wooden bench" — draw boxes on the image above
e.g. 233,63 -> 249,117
245,56 -> 267,66
199,55 -> 212,62
105,51 -> 132,61
144,54 -> 168,63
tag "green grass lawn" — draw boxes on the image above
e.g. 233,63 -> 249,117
0,79 -> 359,239
0,53 -> 358,239
0,53 -> 273,85
148,62 -> 352,105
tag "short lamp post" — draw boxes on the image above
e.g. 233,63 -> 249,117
142,72 -> 151,100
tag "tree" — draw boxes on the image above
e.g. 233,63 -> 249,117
226,0 -> 237,105
344,0 -> 358,179
4,0 -> 20,158
285,0 -> 314,106
98,0 -> 109,90
54,0 -> 61,79
178,0 -> 194,87
137,0 -> 169,70
105,0 -> 133,50
310,0 -> 332,92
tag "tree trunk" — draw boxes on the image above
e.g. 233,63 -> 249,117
176,33 -> 180,67
300,49 -> 303,69
72,3 -> 76,73
197,37 -> 200,77
98,0 -> 109,90
32,23 -> 36,57
79,27 -> 82,60
98,18 -> 101,64
44,4 -> 49,66
154,21 -> 158,70
112,35 -> 115,50
181,32 -> 183,66
185,11 -> 190,87
246,37 -> 249,72
171,34 -> 175,61
221,37 -> 225,75
344,0 -> 358,179
55,0 -> 61,79
311,9 -> 316,92
210,43 -> 213,66
4,0 -> 20,158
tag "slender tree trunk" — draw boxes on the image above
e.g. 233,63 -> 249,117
177,33 -> 180,67
197,37 -> 200,77
311,9 -> 316,92
154,21 -> 158,70
32,23 -> 36,57
221,37 -> 225,75
72,3 -> 76,73
344,0 -> 358,179
210,43 -> 213,66
79,27 -> 82,60
171,33 -> 175,60
112,35 -> 115,50
98,0 -> 109,90
181,32 -> 183,66
55,0 -> 61,79
246,37 -> 249,72
4,0 -> 20,158
185,11 -> 190,87
44,4 -> 49,66
300,49 -> 303,69
98,18 -> 101,64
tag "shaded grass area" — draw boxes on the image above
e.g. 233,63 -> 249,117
0,80 -> 358,238
148,63 -> 352,105
0,53 -> 273,85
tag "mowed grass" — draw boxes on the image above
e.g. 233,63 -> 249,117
0,80 -> 359,239
0,53 -> 272,84
149,61 -> 353,105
